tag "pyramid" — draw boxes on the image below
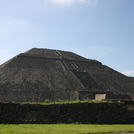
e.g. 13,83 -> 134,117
0,48 -> 133,102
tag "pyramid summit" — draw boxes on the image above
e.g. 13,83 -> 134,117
0,48 -> 133,102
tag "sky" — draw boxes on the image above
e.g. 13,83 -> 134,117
0,0 -> 134,76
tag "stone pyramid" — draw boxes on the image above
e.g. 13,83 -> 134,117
0,48 -> 133,102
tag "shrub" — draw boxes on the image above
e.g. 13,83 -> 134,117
59,99 -> 63,103
65,99 -> 69,103
45,99 -> 50,103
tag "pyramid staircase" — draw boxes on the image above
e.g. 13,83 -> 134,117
71,70 -> 102,90
54,50 -> 102,90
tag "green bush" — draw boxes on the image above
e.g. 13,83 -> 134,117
65,99 -> 69,103
45,99 -> 50,103
59,99 -> 63,103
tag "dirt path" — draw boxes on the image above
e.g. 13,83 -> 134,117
95,132 -> 134,134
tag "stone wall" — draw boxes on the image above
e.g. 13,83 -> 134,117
95,94 -> 132,101
77,91 -> 113,100
0,102 -> 134,124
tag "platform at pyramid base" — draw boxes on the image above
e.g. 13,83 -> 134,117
0,48 -> 133,102
0,89 -> 132,102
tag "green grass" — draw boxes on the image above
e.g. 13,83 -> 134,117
21,99 -> 122,105
0,124 -> 134,134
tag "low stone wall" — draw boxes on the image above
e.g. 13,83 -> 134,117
0,102 -> 134,124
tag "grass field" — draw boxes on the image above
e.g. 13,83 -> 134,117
0,124 -> 134,134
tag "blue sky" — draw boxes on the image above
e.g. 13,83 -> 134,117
0,0 -> 134,76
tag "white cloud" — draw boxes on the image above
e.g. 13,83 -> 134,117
122,71 -> 134,77
45,0 -> 98,5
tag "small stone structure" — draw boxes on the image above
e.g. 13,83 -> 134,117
95,94 -> 132,101
95,94 -> 106,101
75,91 -> 132,101
0,48 -> 133,102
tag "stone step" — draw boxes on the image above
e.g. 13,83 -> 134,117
71,71 -> 102,90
